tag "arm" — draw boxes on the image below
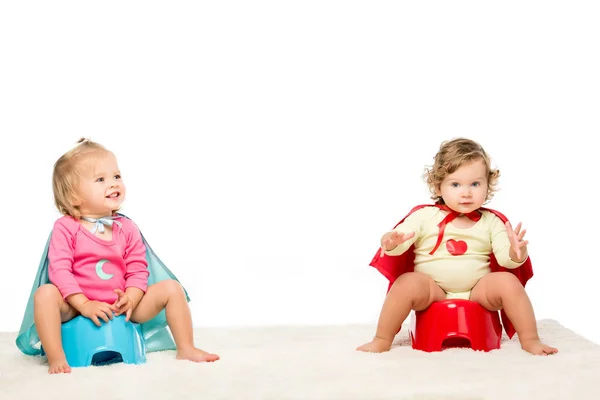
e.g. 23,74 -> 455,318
112,222 -> 149,318
123,221 -> 150,296
382,207 -> 427,256
66,293 -> 92,313
47,219 -> 84,301
490,215 -> 527,269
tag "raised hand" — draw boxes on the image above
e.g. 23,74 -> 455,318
506,221 -> 529,263
80,300 -> 117,326
380,230 -> 416,256
113,289 -> 135,322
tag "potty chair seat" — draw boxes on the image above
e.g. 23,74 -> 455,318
408,299 -> 502,352
43,314 -> 147,367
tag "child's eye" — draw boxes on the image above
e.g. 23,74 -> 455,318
451,182 -> 459,188
114,174 -> 121,180
472,182 -> 480,187
96,177 -> 104,182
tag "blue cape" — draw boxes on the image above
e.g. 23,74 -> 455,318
15,214 -> 189,355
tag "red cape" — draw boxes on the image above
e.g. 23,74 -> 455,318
369,204 -> 533,339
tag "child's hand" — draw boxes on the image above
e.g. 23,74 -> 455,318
80,301 -> 117,327
506,221 -> 529,263
113,289 -> 134,322
380,230 -> 416,255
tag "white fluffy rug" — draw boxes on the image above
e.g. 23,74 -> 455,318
1,319 -> 599,400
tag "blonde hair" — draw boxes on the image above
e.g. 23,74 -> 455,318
423,138 -> 500,204
52,138 -> 115,219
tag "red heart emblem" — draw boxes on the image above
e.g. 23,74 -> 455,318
446,239 -> 468,256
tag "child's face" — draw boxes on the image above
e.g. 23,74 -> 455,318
74,153 -> 126,218
436,158 -> 488,214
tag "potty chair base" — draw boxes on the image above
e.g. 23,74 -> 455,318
42,315 -> 147,367
409,299 -> 502,352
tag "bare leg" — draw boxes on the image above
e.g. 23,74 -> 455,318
357,272 -> 446,352
130,280 -> 219,362
34,284 -> 79,374
470,272 -> 558,355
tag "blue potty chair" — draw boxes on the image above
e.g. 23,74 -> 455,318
45,315 -> 147,367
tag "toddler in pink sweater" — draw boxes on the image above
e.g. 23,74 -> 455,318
35,138 -> 219,374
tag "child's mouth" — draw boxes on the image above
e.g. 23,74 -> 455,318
106,192 -> 120,199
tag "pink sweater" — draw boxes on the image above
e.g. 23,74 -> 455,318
48,216 -> 149,304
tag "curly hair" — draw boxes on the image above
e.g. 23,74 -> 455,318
423,138 -> 500,204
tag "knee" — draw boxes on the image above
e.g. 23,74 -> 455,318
390,272 -> 421,291
390,272 -> 432,304
160,279 -> 185,298
34,284 -> 62,305
494,272 -> 525,296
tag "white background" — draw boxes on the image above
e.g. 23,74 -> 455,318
1,1 -> 599,346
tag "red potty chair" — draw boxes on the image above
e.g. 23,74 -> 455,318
409,299 -> 502,352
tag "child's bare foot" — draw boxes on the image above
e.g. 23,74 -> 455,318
176,347 -> 220,362
521,339 -> 558,355
48,358 -> 72,374
356,337 -> 393,353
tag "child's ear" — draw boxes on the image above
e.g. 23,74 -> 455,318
434,186 -> 441,196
